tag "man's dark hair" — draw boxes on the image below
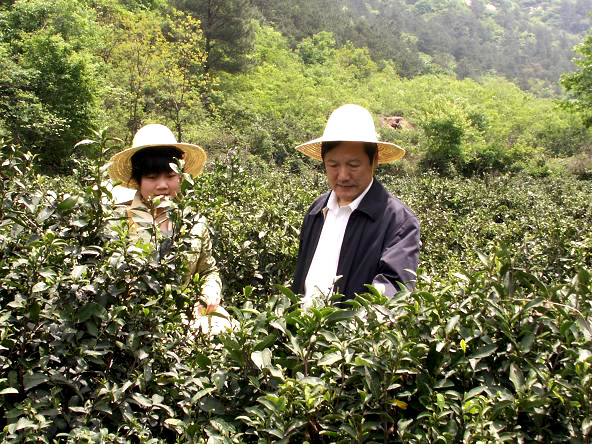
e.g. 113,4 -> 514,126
320,141 -> 378,163
130,146 -> 183,186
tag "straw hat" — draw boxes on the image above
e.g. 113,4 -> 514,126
295,104 -> 405,164
108,124 -> 207,189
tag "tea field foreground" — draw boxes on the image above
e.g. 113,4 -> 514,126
1,147 -> 591,442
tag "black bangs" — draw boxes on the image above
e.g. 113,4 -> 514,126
131,146 -> 183,185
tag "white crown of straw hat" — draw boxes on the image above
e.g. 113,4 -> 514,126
295,104 -> 405,164
108,123 -> 207,189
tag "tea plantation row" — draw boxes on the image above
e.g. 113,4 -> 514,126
0,145 -> 591,442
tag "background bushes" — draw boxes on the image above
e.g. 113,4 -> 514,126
2,1 -> 591,176
2,143 -> 590,442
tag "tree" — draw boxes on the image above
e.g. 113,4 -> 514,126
297,31 -> 336,65
105,10 -> 165,140
562,32 -> 592,127
104,8 -> 211,142
0,35 -> 96,172
159,10 -> 210,141
335,43 -> 378,80
0,0 -> 100,172
251,0 -> 343,43
171,0 -> 255,74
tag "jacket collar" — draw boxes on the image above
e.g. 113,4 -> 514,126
355,178 -> 388,221
126,191 -> 171,231
309,191 -> 331,216
309,178 -> 388,221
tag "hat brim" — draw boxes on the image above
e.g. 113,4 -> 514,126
295,137 -> 405,164
107,143 -> 207,189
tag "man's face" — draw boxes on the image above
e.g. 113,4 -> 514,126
323,141 -> 375,206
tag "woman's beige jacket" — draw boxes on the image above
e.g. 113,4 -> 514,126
120,192 -> 222,305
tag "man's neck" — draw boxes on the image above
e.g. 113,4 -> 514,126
334,178 -> 374,209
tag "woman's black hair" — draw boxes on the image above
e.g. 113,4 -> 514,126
320,141 -> 378,163
130,146 -> 183,186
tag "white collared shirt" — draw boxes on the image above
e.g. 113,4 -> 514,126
303,179 -> 374,309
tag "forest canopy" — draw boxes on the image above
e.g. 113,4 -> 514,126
0,0 -> 591,175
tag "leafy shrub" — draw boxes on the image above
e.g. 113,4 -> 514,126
420,117 -> 465,174
1,141 -> 591,442
189,154 -> 319,302
383,170 -> 592,281
0,142 -> 215,441
461,143 -> 512,174
0,1 -> 100,173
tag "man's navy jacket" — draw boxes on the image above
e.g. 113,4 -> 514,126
292,178 -> 420,299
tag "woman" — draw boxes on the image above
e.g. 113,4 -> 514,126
108,123 -> 227,333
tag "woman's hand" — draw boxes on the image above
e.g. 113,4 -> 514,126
204,293 -> 220,314
196,293 -> 220,316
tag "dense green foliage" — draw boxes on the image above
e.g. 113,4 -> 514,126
1,0 -> 591,175
252,0 -> 590,91
1,142 -> 591,442
0,0 -> 99,172
1,1 -> 592,439
171,0 -> 256,74
563,29 -> 592,128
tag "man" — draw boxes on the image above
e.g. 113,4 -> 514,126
292,104 -> 420,308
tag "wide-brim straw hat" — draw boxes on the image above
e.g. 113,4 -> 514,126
295,104 -> 405,164
108,123 -> 207,189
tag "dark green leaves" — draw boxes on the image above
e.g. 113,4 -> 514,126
1,145 -> 591,443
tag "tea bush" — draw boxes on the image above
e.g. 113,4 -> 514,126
1,143 -> 591,442
386,172 -> 592,281
188,159 -> 592,304
188,155 -> 320,302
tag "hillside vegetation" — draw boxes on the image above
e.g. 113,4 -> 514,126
0,0 -> 591,442
1,0 -> 591,176
253,0 -> 591,92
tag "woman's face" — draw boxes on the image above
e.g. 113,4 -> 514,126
139,171 -> 181,200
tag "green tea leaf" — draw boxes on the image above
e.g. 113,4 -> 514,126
198,397 -> 224,414
0,388 -> 19,395
446,315 -> 460,334
326,310 -> 355,323
24,373 -> 48,391
57,196 -> 78,212
463,386 -> 486,400
194,353 -> 211,368
130,393 -> 152,408
519,333 -> 535,353
251,349 -> 272,370
318,351 -> 342,366
14,417 -> 36,432
509,363 -> 524,392
31,282 -> 48,293
77,302 -> 106,322
469,343 -> 497,360
576,315 -> 592,341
